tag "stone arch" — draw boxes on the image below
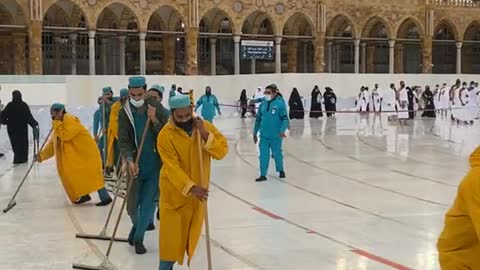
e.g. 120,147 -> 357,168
0,0 -> 27,25
93,1 -> 140,30
462,21 -> 480,74
282,12 -> 314,36
396,17 -> 424,39
326,14 -> 356,38
96,2 -> 139,30
434,19 -> 458,41
241,11 -> 277,36
200,8 -> 236,34
463,21 -> 480,41
361,16 -> 392,39
42,0 -> 88,27
147,5 -> 184,31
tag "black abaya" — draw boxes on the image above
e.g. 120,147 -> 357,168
0,91 -> 38,164
289,88 -> 305,119
323,89 -> 337,117
407,88 -> 415,119
309,87 -> 323,118
421,90 -> 436,118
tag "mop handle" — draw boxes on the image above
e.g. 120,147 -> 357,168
3,128 -> 53,213
196,126 -> 213,270
104,118 -> 150,257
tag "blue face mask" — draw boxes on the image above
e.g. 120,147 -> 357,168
264,94 -> 272,101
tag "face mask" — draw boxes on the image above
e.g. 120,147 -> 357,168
264,94 -> 272,101
206,91 -> 211,96
175,118 -> 193,134
130,98 -> 144,108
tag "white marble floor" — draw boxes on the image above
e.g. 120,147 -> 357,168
0,113 -> 478,270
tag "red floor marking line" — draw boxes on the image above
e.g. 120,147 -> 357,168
252,207 -> 283,220
351,249 -> 413,270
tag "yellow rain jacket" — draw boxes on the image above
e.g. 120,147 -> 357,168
437,146 -> 480,269
106,100 -> 121,167
157,119 -> 228,265
38,113 -> 105,202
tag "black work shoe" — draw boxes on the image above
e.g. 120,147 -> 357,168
95,198 -> 112,207
135,242 -> 147,254
255,176 -> 267,182
0,153 -> 4,158
147,223 -> 155,231
156,209 -> 159,220
279,171 -> 286,178
74,195 -> 92,204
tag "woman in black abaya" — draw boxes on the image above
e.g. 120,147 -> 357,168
323,87 -> 337,117
421,85 -> 436,118
288,88 -> 305,119
309,85 -> 323,118
0,90 -> 38,164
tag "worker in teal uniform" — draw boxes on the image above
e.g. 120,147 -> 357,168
118,76 -> 170,255
195,86 -> 221,123
253,84 -> 289,182
93,96 -> 106,163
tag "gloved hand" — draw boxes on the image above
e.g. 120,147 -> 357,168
33,126 -> 40,141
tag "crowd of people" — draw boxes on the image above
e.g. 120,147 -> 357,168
355,79 -> 480,125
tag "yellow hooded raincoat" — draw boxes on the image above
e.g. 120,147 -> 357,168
157,120 -> 228,265
437,146 -> 480,269
38,113 -> 105,202
106,100 -> 121,167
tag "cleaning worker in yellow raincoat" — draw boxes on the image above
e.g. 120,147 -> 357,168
37,103 -> 112,206
157,94 -> 228,270
437,146 -> 480,269
106,88 -> 129,171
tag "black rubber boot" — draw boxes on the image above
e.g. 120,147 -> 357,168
147,223 -> 155,231
135,242 -> 147,254
279,171 -> 286,178
74,195 -> 92,204
95,198 -> 112,207
255,176 -> 267,182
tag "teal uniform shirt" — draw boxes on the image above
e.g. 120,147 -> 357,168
196,94 -> 220,122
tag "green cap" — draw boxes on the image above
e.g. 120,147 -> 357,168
129,76 -> 146,88
120,88 -> 129,98
50,103 -> 65,111
150,84 -> 165,94
169,94 -> 191,109
102,86 -> 113,95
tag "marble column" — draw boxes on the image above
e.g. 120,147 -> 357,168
210,38 -> 216,75
456,41 -> 462,74
139,32 -> 147,75
422,36 -> 433,73
275,36 -> 282,73
251,59 -> 256,74
354,39 -> 360,74
118,36 -> 126,75
287,39 -> 298,73
88,30 -> 96,75
233,35 -> 241,75
388,40 -> 395,74
360,42 -> 367,73
327,42 -> 332,72
70,33 -> 77,75
186,28 -> 199,75
28,21 -> 42,74
163,35 -> 175,75
314,32 -> 325,73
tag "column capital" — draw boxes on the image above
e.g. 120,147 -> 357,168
139,32 -> 147,40
88,30 -> 96,39
69,33 -> 78,41
210,38 -> 217,45
360,42 -> 367,48
353,39 -> 360,47
274,36 -> 282,44
233,35 -> 241,43
456,41 -> 463,49
388,39 -> 395,48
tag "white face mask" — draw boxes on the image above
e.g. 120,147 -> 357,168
264,94 -> 272,101
130,98 -> 145,108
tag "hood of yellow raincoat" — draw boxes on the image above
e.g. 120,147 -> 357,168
469,146 -> 480,167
